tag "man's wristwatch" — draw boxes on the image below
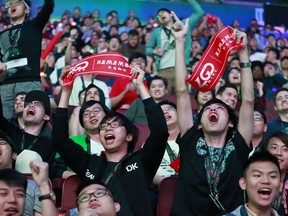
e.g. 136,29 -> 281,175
38,192 -> 56,202
239,61 -> 251,68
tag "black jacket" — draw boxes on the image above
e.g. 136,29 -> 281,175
52,97 -> 169,216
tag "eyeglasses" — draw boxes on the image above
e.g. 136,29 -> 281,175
99,120 -> 122,130
5,0 -> 23,9
24,101 -> 44,108
161,105 -> 174,112
83,107 -> 103,118
77,189 -> 111,203
254,114 -> 263,121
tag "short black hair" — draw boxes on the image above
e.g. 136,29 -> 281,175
198,98 -> 237,129
0,169 -> 27,191
261,131 -> 288,152
128,29 -> 139,37
267,48 -> 280,59
243,151 -> 280,178
15,91 -> 27,98
147,76 -> 168,89
79,100 -> 110,128
128,52 -> 147,65
254,109 -> 267,124
274,88 -> 288,104
216,83 -> 238,95
76,179 -> 112,198
158,100 -> 177,110
99,112 -> 139,153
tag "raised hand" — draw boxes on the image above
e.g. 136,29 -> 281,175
171,11 -> 189,41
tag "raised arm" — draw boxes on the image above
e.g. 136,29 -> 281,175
235,29 -> 254,145
30,160 -> 57,216
172,14 -> 193,136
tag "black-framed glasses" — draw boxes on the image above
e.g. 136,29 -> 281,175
254,114 -> 263,121
99,120 -> 122,130
77,189 -> 111,203
83,107 -> 103,118
24,101 -> 44,109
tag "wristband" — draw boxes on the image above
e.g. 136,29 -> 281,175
239,61 -> 251,68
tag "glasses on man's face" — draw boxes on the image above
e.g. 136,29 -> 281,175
5,0 -> 22,9
24,101 -> 44,109
83,107 -> 103,118
77,189 -> 111,203
254,114 -> 263,121
161,105 -> 174,112
98,120 -> 122,130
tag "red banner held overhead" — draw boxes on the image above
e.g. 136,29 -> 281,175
186,26 -> 244,92
62,52 -> 133,87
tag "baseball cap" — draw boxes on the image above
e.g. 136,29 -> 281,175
25,90 -> 50,115
15,150 -> 42,174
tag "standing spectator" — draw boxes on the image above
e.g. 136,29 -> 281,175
0,0 -> 54,119
119,29 -> 145,58
171,15 -> 254,215
146,1 -> 204,93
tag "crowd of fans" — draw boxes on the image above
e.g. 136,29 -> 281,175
0,0 -> 288,215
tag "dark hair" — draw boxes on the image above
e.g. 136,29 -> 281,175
243,151 -> 280,178
254,109 -> 267,124
194,90 -> 215,104
274,88 -> 288,104
156,8 -> 171,15
99,112 -> 139,153
261,131 -> 288,151
128,29 -> 139,37
226,67 -> 241,84
15,91 -> 27,98
79,100 -> 110,128
147,76 -> 168,89
158,100 -> 177,110
267,48 -> 280,59
0,169 -> 27,191
216,83 -> 238,95
280,56 -> 288,63
0,130 -> 17,153
128,52 -> 147,65
76,179 -> 112,198
83,83 -> 106,104
198,98 -> 237,129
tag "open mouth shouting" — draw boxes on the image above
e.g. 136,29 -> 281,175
208,113 -> 218,123
258,188 -> 272,199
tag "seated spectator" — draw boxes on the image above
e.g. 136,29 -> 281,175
0,130 -> 41,216
261,132 -> 288,215
76,180 -> 120,216
9,92 -> 27,129
69,83 -> 107,136
153,101 -> 180,186
250,110 -> 267,155
265,88 -> 288,139
193,90 -> 215,128
53,65 -> 168,216
224,151 -> 281,216
110,52 -> 147,111
125,75 -> 168,124
0,90 -> 55,173
0,169 -> 27,216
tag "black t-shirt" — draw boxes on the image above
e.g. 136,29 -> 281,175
170,127 -> 250,216
103,162 -> 134,216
